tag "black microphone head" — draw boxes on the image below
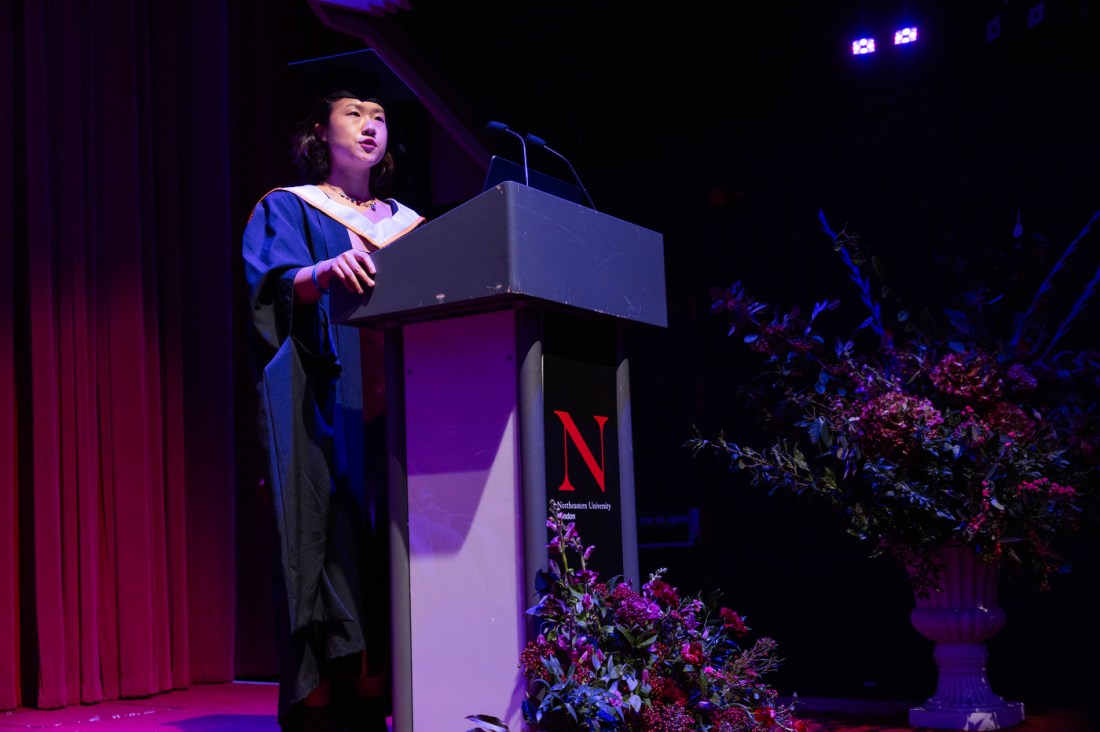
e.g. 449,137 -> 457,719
524,133 -> 547,147
486,120 -> 510,133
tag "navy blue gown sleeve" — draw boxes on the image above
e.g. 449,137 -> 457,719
242,191 -> 371,719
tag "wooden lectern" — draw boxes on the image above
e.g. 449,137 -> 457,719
331,181 -> 666,731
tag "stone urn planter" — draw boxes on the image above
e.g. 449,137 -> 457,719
908,543 -> 1025,730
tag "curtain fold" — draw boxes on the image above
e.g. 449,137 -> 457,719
0,0 -> 20,713
1,0 -> 236,710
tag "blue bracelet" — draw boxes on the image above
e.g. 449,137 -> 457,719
311,265 -> 329,293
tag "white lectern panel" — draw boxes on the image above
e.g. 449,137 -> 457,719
402,309 -> 527,731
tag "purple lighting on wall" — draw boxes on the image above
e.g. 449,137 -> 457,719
987,16 -> 1002,42
851,38 -> 876,55
894,27 -> 919,45
1027,2 -> 1045,28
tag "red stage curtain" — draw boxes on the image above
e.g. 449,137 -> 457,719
1,0 -> 18,713
1,0 -> 237,710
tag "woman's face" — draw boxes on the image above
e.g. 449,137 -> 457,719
319,98 -> 389,175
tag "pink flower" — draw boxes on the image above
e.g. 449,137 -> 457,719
519,639 -> 554,681
714,708 -> 753,731
930,351 -> 1003,407
673,606 -> 701,631
609,584 -> 663,625
1017,477 -> 1076,498
986,401 -> 1037,441
681,641 -> 704,665
952,410 -> 993,447
719,607 -> 750,637
651,677 -> 689,706
571,569 -> 599,586
754,706 -> 778,726
644,578 -> 680,605
641,701 -> 695,732
850,389 -> 944,461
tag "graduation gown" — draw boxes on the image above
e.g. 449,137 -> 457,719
242,188 -> 423,720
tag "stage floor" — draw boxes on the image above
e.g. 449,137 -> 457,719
0,683 -> 1092,730
0,683 -> 280,730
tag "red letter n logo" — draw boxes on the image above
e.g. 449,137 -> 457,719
552,411 -> 609,492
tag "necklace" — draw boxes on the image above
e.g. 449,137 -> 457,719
326,184 -> 377,210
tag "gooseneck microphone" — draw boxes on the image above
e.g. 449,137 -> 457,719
486,121 -> 529,186
525,133 -> 596,210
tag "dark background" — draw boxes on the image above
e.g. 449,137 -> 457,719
228,0 -> 1100,707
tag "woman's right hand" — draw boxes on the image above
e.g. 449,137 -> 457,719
316,250 -> 377,295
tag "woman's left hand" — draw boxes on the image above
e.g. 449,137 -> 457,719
316,249 -> 377,295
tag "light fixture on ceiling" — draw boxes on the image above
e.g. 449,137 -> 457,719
851,37 -> 876,55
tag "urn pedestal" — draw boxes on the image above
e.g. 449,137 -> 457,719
909,545 -> 1024,730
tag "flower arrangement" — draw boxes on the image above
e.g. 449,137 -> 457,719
467,501 -> 802,732
689,210 -> 1100,590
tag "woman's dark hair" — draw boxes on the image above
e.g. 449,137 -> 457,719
292,90 -> 395,188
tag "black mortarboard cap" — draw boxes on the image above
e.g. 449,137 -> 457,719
288,48 -> 418,116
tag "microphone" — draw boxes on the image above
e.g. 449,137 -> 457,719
525,133 -> 596,210
486,121 -> 529,186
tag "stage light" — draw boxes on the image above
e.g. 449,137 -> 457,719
851,37 -> 876,55
894,27 -> 918,44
